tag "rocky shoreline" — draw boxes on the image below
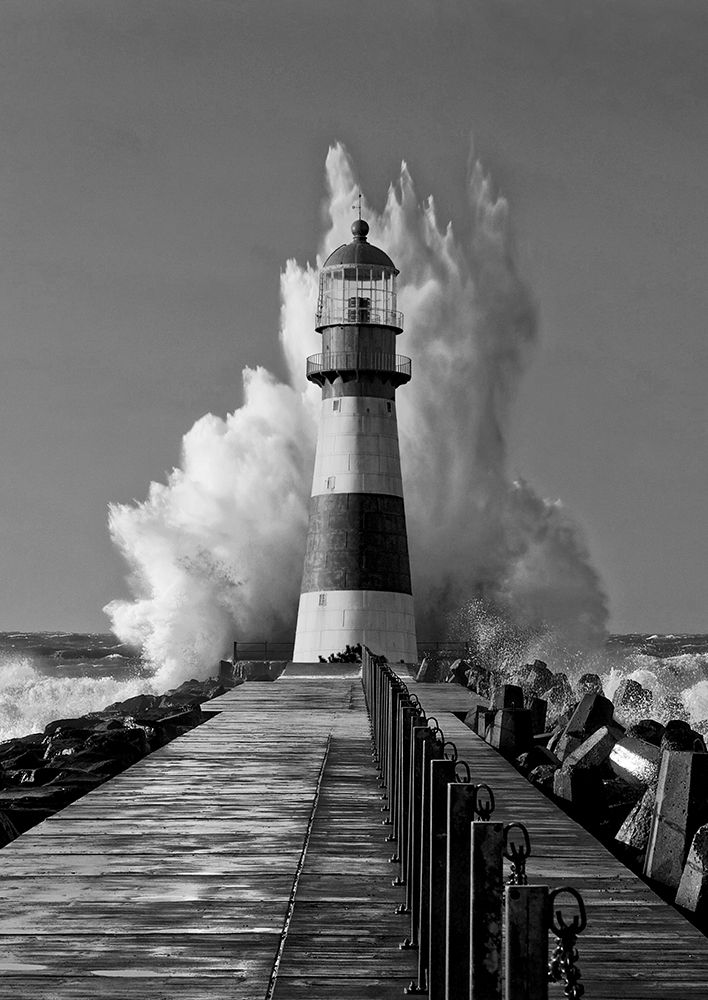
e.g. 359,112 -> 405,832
0,675 -> 237,849
419,654 -> 708,932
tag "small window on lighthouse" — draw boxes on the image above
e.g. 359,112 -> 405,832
387,402 -> 392,413
326,476 -> 336,490
332,400 -> 340,411
318,593 -> 327,607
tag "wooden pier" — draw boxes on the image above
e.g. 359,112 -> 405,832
0,662 -> 706,997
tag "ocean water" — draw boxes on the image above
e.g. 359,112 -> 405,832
0,631 -> 707,743
0,632 -> 156,742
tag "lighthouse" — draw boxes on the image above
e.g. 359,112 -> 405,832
292,218 -> 418,664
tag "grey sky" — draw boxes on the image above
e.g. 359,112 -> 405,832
0,0 -> 706,633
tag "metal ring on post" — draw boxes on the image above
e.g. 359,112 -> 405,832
473,782 -> 495,821
547,886 -> 587,999
548,886 -> 587,936
454,759 -> 471,783
442,740 -> 458,761
428,726 -> 445,752
503,822 -> 531,885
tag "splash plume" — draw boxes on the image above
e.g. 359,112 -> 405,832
105,367 -> 315,687
106,143 -> 608,683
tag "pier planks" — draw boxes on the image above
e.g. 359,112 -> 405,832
0,669 -> 707,998
0,675 -> 416,999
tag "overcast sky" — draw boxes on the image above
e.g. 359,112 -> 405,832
1,0 -> 706,634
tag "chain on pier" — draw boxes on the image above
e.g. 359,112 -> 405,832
548,886 -> 587,999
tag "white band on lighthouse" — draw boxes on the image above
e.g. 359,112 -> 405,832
311,396 -> 403,498
292,589 -> 417,664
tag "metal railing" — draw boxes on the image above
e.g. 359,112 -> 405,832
361,648 -> 588,999
316,303 -> 403,329
232,639 -> 467,664
233,641 -> 294,661
306,352 -> 411,379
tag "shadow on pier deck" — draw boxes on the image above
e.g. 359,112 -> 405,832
0,660 -> 707,997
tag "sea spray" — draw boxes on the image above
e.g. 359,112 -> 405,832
105,367 -> 315,690
106,143 -> 608,682
0,654 -> 152,743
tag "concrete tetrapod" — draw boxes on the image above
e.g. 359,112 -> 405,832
644,751 -> 708,890
676,823 -> 708,916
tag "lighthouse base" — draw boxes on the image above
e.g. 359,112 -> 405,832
293,589 -> 417,665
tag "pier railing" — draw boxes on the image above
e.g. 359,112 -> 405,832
232,640 -> 294,661
361,648 -> 587,1000
232,639 -> 469,663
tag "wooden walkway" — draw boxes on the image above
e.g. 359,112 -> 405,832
0,669 -> 416,998
0,668 -> 706,997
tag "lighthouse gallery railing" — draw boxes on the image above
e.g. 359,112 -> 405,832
306,352 -> 412,379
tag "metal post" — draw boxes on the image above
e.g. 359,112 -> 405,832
413,731 -> 444,989
386,683 -> 403,832
504,885 -> 549,1000
404,725 -> 431,934
395,703 -> 418,885
381,670 -> 391,792
427,758 -> 458,1000
445,783 -> 477,1000
470,821 -> 503,1000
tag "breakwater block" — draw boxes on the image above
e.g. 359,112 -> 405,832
523,660 -> 554,697
552,732 -> 583,762
465,706 -> 494,738
615,785 -> 657,859
516,745 -> 560,776
489,709 -> 533,755
614,678 -> 653,718
564,691 -> 616,738
417,656 -> 446,683
609,736 -> 661,788
448,658 -> 470,685
626,719 -> 665,746
540,674 -> 575,725
553,726 -> 618,804
662,719 -> 702,751
676,823 -> 708,915
565,725 -> 619,770
576,672 -> 603,697
527,696 -> 547,735
492,684 -> 524,710
465,661 -> 491,697
644,751 -> 708,890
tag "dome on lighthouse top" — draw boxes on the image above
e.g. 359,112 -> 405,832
322,219 -> 398,273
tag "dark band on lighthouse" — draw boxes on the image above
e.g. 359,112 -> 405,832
293,218 -> 418,663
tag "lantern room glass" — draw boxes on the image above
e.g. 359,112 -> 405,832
316,264 -> 401,329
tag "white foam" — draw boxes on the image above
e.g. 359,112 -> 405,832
0,654 -> 153,743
